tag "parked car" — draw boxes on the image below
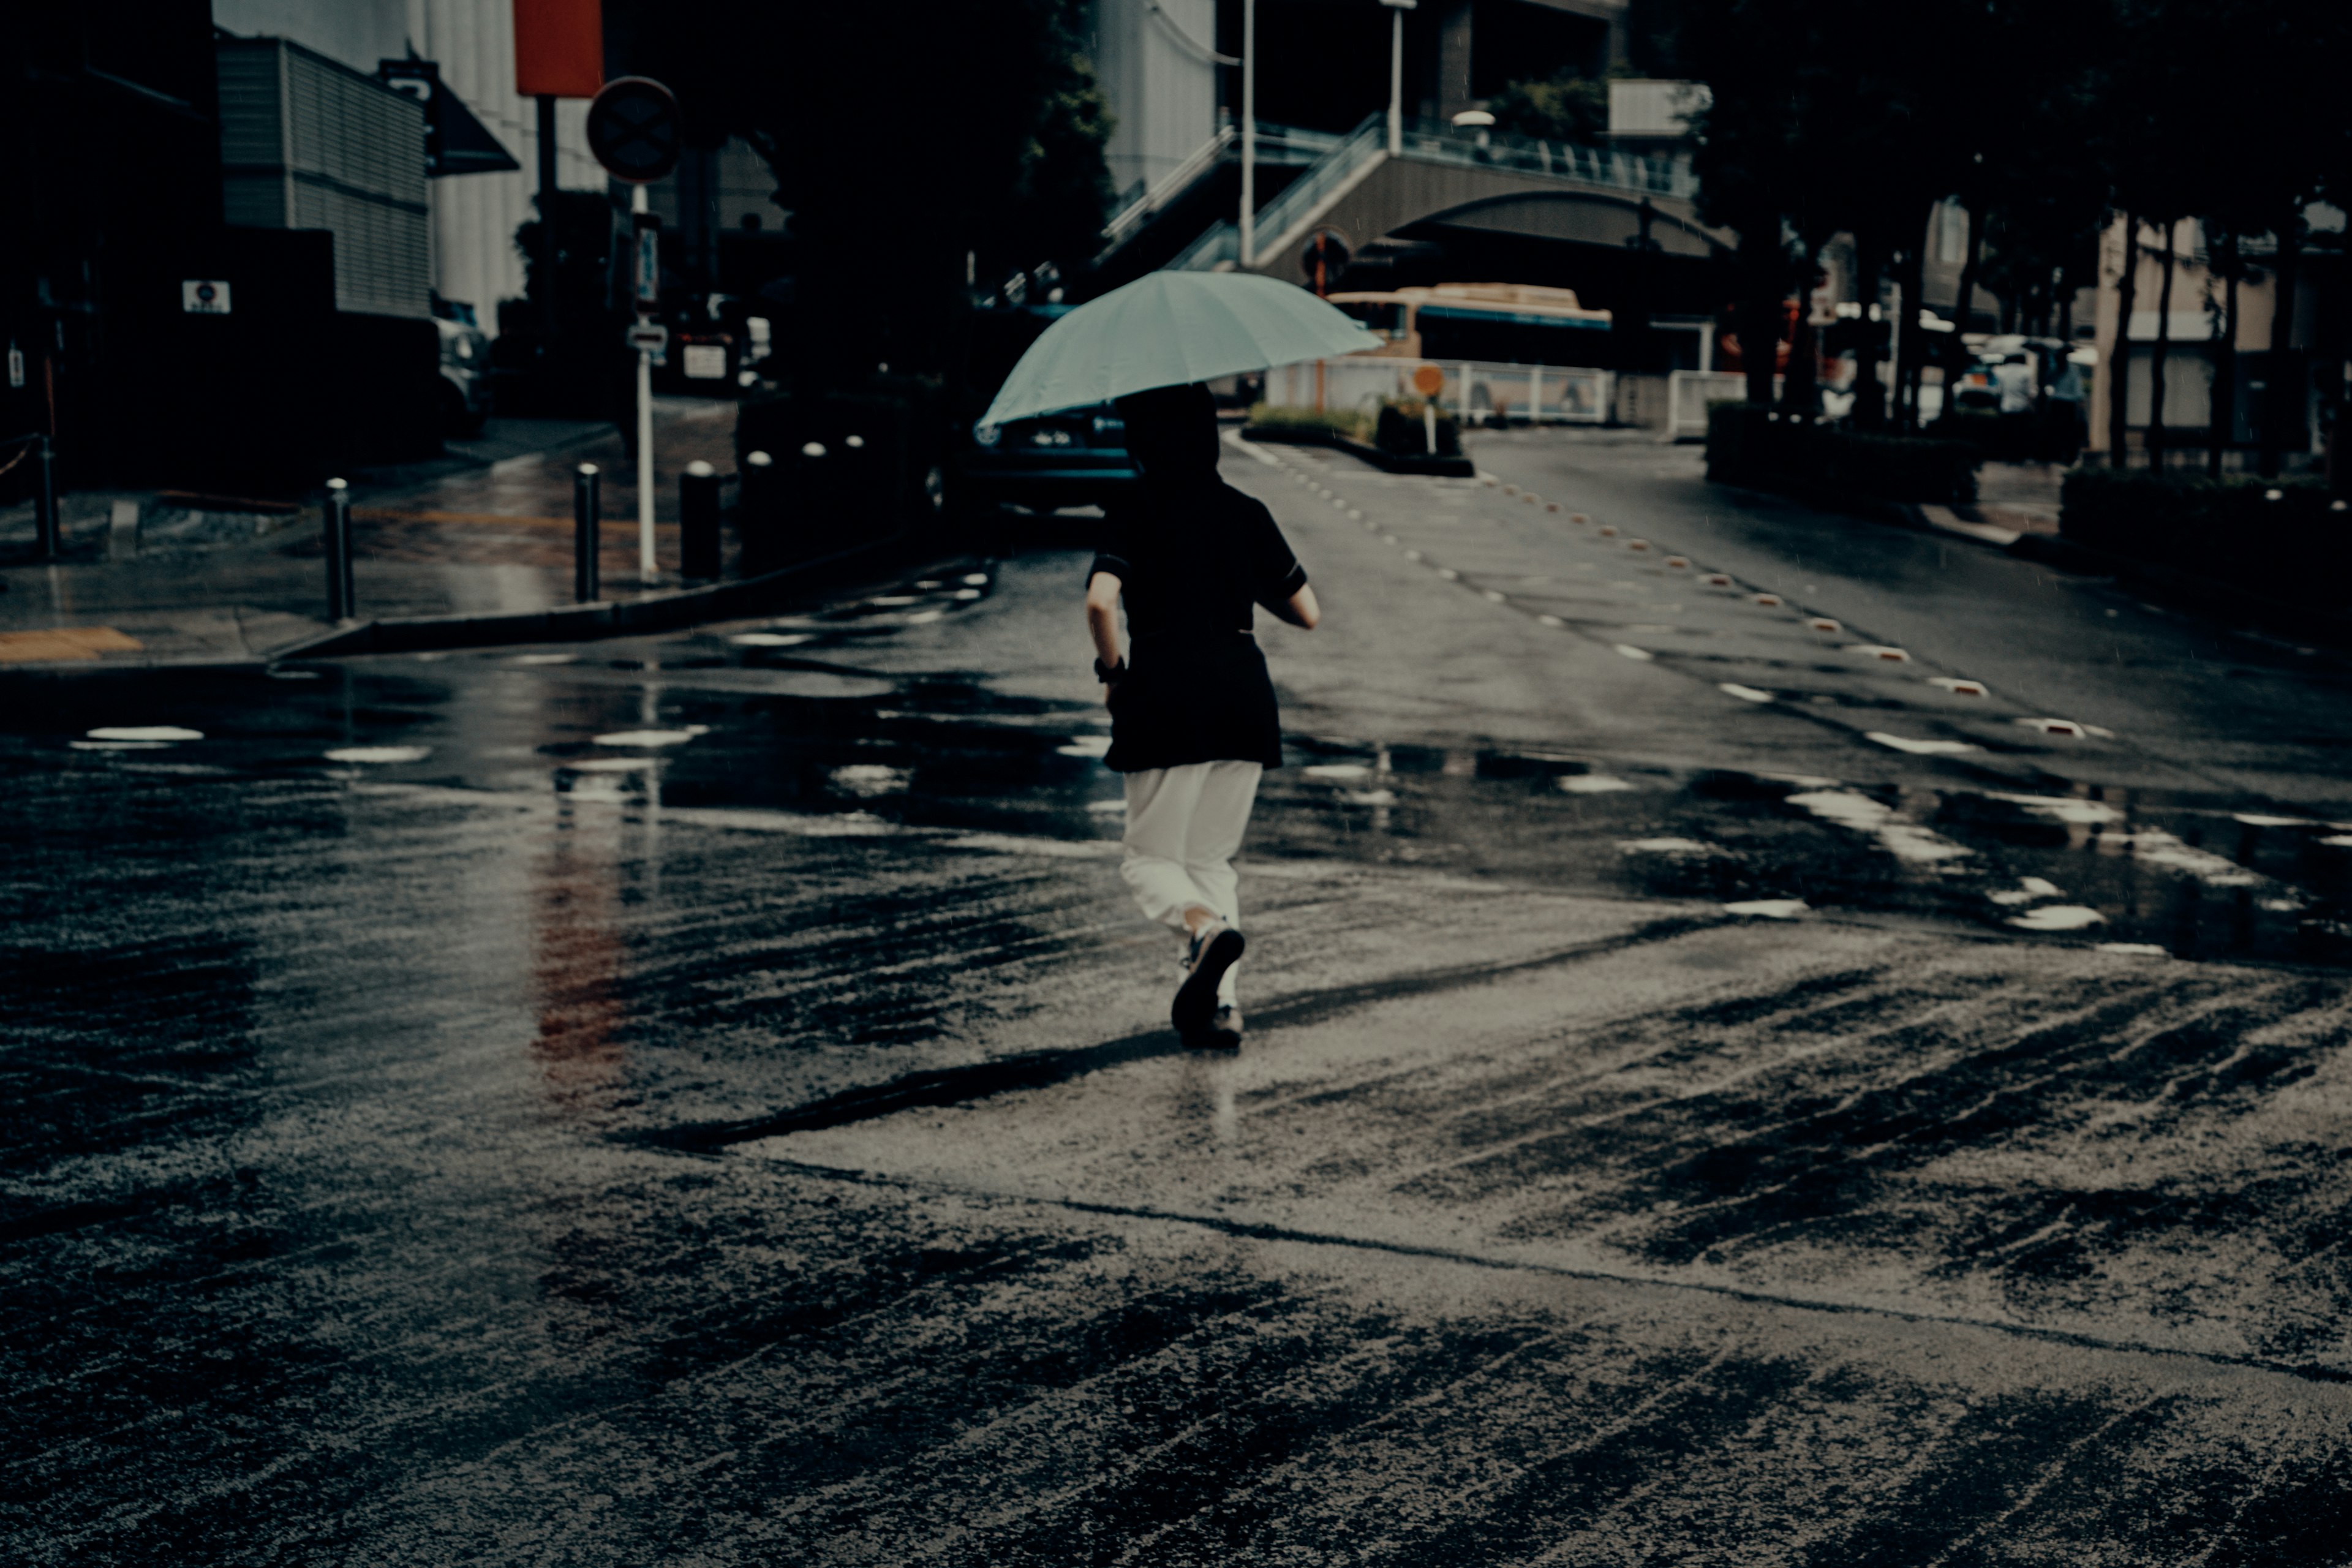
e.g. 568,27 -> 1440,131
959,405 -> 1137,512
431,295 -> 491,437
955,302 -> 1139,513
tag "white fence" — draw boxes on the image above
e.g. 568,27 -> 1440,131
1665,370 -> 1781,440
1264,357 -> 1614,426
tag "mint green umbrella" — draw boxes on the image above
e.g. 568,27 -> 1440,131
979,271 -> 1383,428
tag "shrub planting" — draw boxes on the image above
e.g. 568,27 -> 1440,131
1708,402 -> 1980,504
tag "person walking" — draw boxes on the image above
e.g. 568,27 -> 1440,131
1084,382 -> 1321,1049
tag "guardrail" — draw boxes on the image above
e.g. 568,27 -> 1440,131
1263,356 -> 1615,426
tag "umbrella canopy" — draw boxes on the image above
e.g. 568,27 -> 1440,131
979,271 -> 1383,428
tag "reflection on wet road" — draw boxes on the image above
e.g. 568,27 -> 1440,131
5,436 -> 2351,1563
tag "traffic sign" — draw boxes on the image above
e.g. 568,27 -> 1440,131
626,322 -> 670,354
1412,363 -> 1445,397
587,77 -> 683,184
1302,228 -> 1351,295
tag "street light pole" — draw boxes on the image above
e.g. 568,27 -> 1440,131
1239,0 -> 1256,270
1383,0 -> 1415,158
631,184 -> 657,584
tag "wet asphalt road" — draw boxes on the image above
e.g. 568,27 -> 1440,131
6,431 -> 2351,1564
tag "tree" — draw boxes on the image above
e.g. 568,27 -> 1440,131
608,0 -> 1114,394
1487,72 -> 1610,145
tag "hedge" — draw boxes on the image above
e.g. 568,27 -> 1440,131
2059,467 -> 2351,609
1248,399 -> 1462,458
1707,402 -> 1980,504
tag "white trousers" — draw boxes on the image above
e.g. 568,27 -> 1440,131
1120,760 -> 1262,1004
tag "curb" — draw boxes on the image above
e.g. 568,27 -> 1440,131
2005,532 -> 2352,648
1240,424 -> 1477,478
281,533 -> 925,658
1710,473 -> 2352,650
1,533 -> 940,676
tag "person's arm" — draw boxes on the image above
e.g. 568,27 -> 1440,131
1085,570 -> 1125,695
1266,580 -> 1321,629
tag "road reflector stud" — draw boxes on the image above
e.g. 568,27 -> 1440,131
1667,556 -> 1689,569
1705,573 -> 1732,586
1754,593 -> 1781,606
1627,539 -> 1649,551
1808,617 -> 1841,632
1570,513 -> 1589,524
2020,717 -> 2086,736
1929,677 -> 1988,696
1502,484 -> 1517,496
1597,525 -> 1618,537
1523,494 -> 1536,504
1545,502 -> 1560,512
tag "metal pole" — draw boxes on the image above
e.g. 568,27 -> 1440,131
535,96 -> 559,352
1240,0 -> 1256,269
323,477 -> 354,621
32,434 -> 58,560
739,449 -> 774,576
632,186 -> 657,584
574,462 -> 601,603
1387,1 -> 1408,157
679,459 -> 720,579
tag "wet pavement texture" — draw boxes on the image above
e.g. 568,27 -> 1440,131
5,431 -> 2351,1564
0,399 -> 737,666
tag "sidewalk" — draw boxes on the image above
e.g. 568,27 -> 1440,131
0,397 -> 741,668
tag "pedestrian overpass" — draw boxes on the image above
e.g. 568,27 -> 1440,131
1151,116 -> 1735,323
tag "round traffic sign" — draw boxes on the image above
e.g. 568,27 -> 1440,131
1412,363 -> 1445,397
586,77 -> 683,183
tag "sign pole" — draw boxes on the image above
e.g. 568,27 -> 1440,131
633,184 -> 657,584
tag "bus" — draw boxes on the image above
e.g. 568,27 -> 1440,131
1327,283 -> 1613,366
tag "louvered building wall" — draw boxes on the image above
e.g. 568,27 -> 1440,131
217,37 -> 430,320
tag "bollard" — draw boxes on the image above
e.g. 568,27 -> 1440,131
33,434 -> 59,560
573,462 -> 601,603
322,478 -> 355,622
737,450 -> 777,576
680,460 -> 722,580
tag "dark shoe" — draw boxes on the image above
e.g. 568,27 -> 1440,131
1172,922 -> 1245,1038
1182,1005 -> 1242,1051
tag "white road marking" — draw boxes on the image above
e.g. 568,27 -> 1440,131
1724,898 -> 1809,919
325,746 -> 431,764
86,726 -> 202,742
1620,837 -> 1719,854
1848,645 -> 1911,662
592,727 -> 709,747
511,652 -> 579,665
729,632 -> 815,646
1928,677 -> 1988,696
2008,905 -> 2106,930
1991,793 -> 2120,825
1719,683 -> 1774,703
832,763 -> 911,794
1537,614 -> 1565,627
1086,799 -> 1128,814
2233,814 -> 2315,827
1788,788 -> 1973,864
1613,644 -> 1654,661
1559,774 -> 1635,793
1057,736 -> 1114,758
1303,763 -> 1374,780
1866,732 -> 1980,755
2094,942 -> 2169,956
